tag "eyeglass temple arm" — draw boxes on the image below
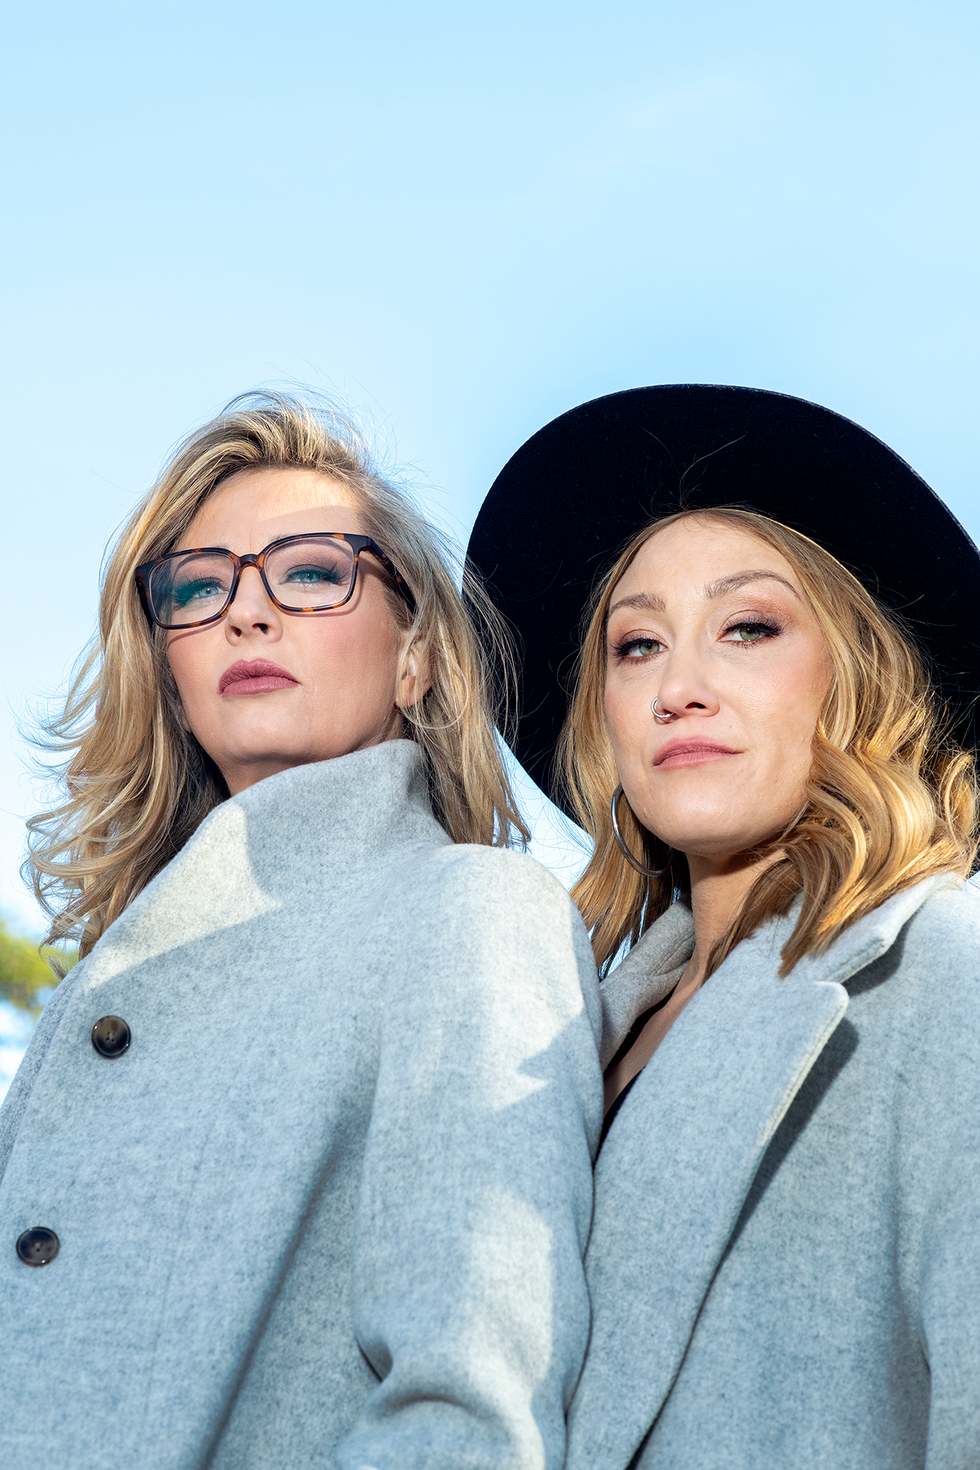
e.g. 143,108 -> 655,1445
361,542 -> 417,615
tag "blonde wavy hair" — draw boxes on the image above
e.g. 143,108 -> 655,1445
560,506 -> 978,976
29,392 -> 529,960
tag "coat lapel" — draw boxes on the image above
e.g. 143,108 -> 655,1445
568,875 -> 954,1470
598,902 -> 696,1069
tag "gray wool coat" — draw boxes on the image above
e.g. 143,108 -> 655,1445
0,740 -> 603,1470
567,873 -> 980,1470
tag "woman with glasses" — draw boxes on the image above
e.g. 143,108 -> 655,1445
0,393 -> 602,1470
469,385 -> 980,1470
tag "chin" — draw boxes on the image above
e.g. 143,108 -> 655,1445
643,805 -> 736,847
652,812 -> 764,859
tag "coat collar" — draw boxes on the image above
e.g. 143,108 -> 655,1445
598,900 -> 695,1068
568,872 -> 956,1470
218,736 -> 438,850
80,740 -> 447,990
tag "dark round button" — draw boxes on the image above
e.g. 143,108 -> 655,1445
16,1227 -> 60,1266
91,1015 -> 131,1058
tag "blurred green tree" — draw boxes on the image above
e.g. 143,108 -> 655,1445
0,920 -> 75,1014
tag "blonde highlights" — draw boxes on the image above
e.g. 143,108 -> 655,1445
28,393 -> 528,960
560,507 -> 978,976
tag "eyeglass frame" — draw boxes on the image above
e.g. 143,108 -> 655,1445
135,531 -> 417,631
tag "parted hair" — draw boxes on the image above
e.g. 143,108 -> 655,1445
559,506 -> 978,977
28,392 -> 529,961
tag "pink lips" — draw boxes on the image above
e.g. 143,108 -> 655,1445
653,739 -> 740,770
219,659 -> 299,696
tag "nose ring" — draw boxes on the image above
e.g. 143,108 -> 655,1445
651,697 -> 675,724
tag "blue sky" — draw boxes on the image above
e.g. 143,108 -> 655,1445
3,0 -> 979,945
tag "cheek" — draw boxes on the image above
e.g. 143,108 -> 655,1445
166,635 -> 209,710
303,608 -> 401,696
603,679 -> 645,763
751,648 -> 832,774
785,647 -> 834,736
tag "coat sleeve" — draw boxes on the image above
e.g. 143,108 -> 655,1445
916,1011 -> 980,1469
336,845 -> 602,1470
905,890 -> 980,1468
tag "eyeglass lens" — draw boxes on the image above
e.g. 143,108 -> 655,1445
148,536 -> 357,625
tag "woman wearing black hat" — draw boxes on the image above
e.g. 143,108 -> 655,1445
469,386 -> 980,1470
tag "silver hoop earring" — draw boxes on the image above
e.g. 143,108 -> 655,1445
651,697 -> 674,724
610,785 -> 673,878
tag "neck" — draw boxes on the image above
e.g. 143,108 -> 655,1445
682,850 -> 779,988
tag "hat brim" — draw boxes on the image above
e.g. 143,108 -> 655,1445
467,384 -> 980,809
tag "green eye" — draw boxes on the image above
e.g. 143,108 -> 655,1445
722,621 -> 779,644
616,637 -> 663,658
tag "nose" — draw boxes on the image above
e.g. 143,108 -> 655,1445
654,644 -> 720,720
224,563 -> 282,640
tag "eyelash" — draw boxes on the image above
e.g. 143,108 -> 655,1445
611,619 -> 782,661
721,618 -> 782,645
612,636 -> 662,660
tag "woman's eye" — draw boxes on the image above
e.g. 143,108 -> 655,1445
282,562 -> 345,586
175,578 -> 225,606
615,636 -> 664,659
721,620 -> 779,644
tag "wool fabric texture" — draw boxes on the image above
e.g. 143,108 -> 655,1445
0,740 -> 603,1470
567,875 -> 980,1470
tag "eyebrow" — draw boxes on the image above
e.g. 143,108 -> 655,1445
607,570 -> 800,620
703,570 -> 801,601
607,591 -> 666,616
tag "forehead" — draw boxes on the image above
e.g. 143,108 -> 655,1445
180,466 -> 364,549
611,517 -> 801,599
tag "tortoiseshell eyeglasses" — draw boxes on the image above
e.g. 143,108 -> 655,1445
135,532 -> 416,630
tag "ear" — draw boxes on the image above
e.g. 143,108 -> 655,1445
396,633 -> 433,710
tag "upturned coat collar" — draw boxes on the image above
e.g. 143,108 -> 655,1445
208,737 -> 440,860
68,740 -> 446,996
568,872 -> 957,1470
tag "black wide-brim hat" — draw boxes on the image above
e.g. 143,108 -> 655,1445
467,384 -> 980,807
